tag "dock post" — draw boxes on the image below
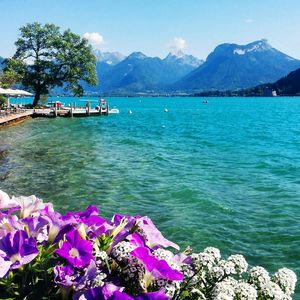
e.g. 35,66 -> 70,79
87,101 -> 90,116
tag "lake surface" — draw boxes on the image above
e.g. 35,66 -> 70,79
1,96 -> 300,293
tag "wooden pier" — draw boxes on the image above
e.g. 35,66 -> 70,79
0,106 -> 113,127
0,110 -> 34,127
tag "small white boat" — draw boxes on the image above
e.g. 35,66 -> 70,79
164,108 -> 168,112
128,110 -> 133,114
109,108 -> 120,114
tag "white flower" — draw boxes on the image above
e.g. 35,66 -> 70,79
214,293 -> 234,300
273,268 -> 297,296
235,282 -> 257,300
227,254 -> 248,274
92,271 -> 107,287
260,281 -> 286,300
191,251 -> 218,270
217,259 -> 236,275
111,241 -> 134,262
152,248 -> 174,263
210,266 -> 225,279
212,281 -> 235,300
249,266 -> 271,288
164,282 -> 178,298
152,248 -> 181,271
152,276 -> 180,297
94,248 -> 109,267
180,263 -> 194,278
204,247 -> 221,261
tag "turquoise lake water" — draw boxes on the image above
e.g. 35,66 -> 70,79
1,96 -> 300,294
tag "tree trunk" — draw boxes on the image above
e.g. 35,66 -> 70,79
32,90 -> 41,107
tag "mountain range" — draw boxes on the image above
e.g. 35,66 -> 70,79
87,50 -> 203,94
174,39 -> 300,92
85,40 -> 300,94
1,40 -> 300,95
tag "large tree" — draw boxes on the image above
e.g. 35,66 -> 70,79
5,22 -> 97,107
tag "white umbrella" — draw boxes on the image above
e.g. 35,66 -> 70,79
0,88 -> 33,96
13,89 -> 33,96
0,87 -> 8,94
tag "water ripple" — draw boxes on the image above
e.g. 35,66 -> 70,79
1,96 -> 300,294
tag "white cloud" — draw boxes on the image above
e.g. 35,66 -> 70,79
245,19 -> 255,24
83,32 -> 104,45
171,37 -> 187,51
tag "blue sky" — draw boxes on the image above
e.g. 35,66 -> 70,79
0,0 -> 299,59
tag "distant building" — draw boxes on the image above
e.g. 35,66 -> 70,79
263,87 -> 277,97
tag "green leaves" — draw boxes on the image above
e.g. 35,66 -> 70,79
0,244 -> 60,299
7,22 -> 98,106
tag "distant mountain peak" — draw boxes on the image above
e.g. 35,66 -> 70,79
93,50 -> 125,65
233,39 -> 272,55
167,50 -> 185,58
127,52 -> 147,60
164,51 -> 203,68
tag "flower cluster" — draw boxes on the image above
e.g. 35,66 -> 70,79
0,190 -> 297,299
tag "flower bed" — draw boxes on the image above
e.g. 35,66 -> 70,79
0,190 -> 297,299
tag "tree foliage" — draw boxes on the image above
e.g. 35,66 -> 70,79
0,68 -> 21,89
5,22 -> 97,106
0,95 -> 7,107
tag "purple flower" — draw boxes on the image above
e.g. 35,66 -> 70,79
81,215 -> 114,240
107,215 -> 137,249
55,261 -> 99,291
0,213 -> 23,238
54,264 -> 77,287
135,290 -> 169,300
127,233 -> 145,248
22,216 -> 49,243
131,247 -> 183,281
75,261 -> 98,291
110,291 -> 134,300
136,217 -> 179,250
74,286 -> 169,300
73,205 -> 99,219
0,255 -> 12,278
43,211 -> 77,243
55,229 -> 94,268
73,283 -> 121,300
0,230 -> 38,269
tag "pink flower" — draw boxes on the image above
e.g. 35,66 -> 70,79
12,195 -> 53,218
0,190 -> 19,211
